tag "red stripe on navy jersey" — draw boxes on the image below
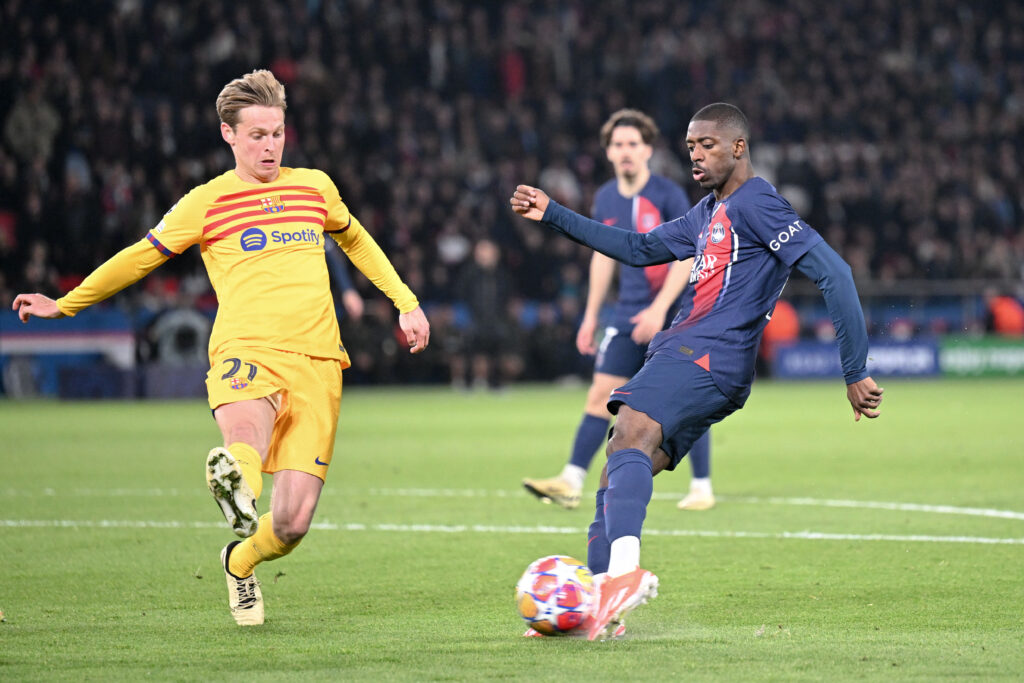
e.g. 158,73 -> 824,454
204,215 -> 327,245
205,193 -> 326,218
203,204 -> 329,234
146,232 -> 177,258
636,196 -> 669,292
212,185 -> 320,203
683,203 -> 734,324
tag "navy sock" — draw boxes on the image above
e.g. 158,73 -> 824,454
568,414 -> 610,471
688,430 -> 711,479
586,487 -> 610,574
604,449 -> 653,543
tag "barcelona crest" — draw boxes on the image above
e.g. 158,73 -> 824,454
229,377 -> 249,390
259,196 -> 285,213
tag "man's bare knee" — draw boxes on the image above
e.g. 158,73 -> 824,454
606,407 -> 663,456
586,374 -> 626,417
584,385 -> 610,415
607,431 -> 655,457
272,514 -> 310,545
269,470 -> 323,545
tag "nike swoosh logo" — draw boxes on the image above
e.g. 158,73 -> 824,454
314,456 -> 329,466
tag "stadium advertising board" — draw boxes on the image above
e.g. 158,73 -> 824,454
773,340 -> 941,379
939,338 -> 1024,377
774,337 -> 1024,379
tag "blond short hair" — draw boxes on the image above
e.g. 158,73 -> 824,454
216,70 -> 287,129
599,109 -> 659,148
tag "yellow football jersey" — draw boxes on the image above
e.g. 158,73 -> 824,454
57,167 -> 418,365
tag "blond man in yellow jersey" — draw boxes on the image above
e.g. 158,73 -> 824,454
12,70 -> 430,627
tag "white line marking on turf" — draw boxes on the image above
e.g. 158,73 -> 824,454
2,519 -> 1023,545
3,486 -> 1024,521
0,487 -> 196,497
706,496 -> 1024,521
369,488 -> 1024,522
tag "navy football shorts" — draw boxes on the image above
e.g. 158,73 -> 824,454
594,325 -> 648,378
607,350 -> 739,470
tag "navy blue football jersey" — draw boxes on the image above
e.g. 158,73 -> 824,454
591,175 -> 691,326
649,177 -> 823,404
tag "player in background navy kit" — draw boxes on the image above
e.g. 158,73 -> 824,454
325,239 -> 365,322
522,109 -> 716,513
511,103 -> 883,640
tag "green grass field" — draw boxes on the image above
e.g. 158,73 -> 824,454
2,379 -> 1023,681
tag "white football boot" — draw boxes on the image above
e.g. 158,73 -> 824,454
206,447 -> 258,537
221,541 -> 264,626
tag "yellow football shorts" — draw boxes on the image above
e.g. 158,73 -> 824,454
206,347 -> 343,481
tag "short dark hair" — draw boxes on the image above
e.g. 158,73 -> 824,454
690,103 -> 749,140
600,109 -> 659,148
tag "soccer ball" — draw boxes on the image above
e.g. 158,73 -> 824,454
515,555 -> 595,635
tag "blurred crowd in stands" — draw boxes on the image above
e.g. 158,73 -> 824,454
2,0 -> 1023,385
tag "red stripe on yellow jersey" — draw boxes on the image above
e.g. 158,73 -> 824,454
203,204 -> 328,235
205,193 -> 326,218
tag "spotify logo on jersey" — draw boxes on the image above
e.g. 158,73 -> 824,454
240,228 -> 268,251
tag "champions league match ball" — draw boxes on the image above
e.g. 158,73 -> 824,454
515,555 -> 595,635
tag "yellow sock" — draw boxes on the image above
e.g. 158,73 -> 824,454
228,513 -> 300,578
227,442 -> 264,501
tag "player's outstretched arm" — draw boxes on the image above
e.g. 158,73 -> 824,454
847,376 -> 883,421
12,293 -> 65,322
16,238 -> 170,322
399,306 -> 430,354
511,185 -> 675,267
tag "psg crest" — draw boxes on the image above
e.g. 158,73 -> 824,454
710,221 -> 726,244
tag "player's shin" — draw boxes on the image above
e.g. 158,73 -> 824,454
228,441 -> 264,500
569,414 -> 611,472
586,487 -> 610,574
688,430 -> 711,480
603,449 -> 653,576
228,513 -> 301,578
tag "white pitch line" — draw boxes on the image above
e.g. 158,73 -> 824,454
3,486 -> 1023,522
369,488 -> 1024,522
705,496 -> 1024,521
2,519 -> 1023,545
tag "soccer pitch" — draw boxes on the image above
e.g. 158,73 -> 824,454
2,379 -> 1023,681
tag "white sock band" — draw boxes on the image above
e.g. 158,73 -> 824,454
607,536 -> 641,577
561,464 -> 587,490
690,477 -> 712,495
